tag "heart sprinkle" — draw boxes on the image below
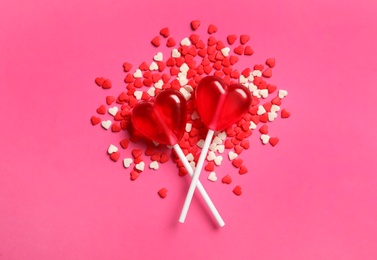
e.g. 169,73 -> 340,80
90,20 -> 290,198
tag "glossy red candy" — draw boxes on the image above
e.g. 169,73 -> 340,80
195,76 -> 252,130
131,89 -> 187,146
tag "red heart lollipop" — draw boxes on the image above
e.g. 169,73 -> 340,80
131,89 -> 187,146
195,76 -> 252,130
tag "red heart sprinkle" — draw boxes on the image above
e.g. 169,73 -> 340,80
124,74 -> 134,83
190,20 -> 201,30
267,84 -> 277,94
234,45 -> 244,55
254,64 -> 264,71
232,158 -> 243,168
233,185 -> 242,196
132,149 -> 142,158
158,188 -> 167,198
123,62 -> 132,72
269,137 -> 279,146
160,152 -> 169,163
222,175 -> 232,184
166,37 -> 176,47
259,124 -> 269,134
130,170 -> 140,181
110,151 -> 120,162
90,116 -> 101,125
106,96 -> 115,105
119,138 -> 129,149
151,36 -> 161,47
160,27 -> 170,38
227,34 -> 237,45
96,105 -> 106,115
208,24 -> 218,34
262,68 -> 272,78
234,145 -> 243,155
111,122 -> 121,132
240,140 -> 250,149
102,79 -> 112,89
205,161 -> 215,171
266,58 -> 275,68
271,96 -> 282,106
95,77 -> 105,86
239,165 -> 248,175
189,34 -> 200,44
244,46 -> 254,56
240,35 -> 250,45
281,109 -> 291,118
224,139 -> 234,149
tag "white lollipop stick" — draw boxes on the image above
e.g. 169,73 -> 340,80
173,143 -> 225,227
179,129 -> 215,224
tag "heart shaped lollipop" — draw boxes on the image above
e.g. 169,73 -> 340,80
132,89 -> 187,146
132,89 -> 225,227
179,76 -> 252,224
195,76 -> 252,131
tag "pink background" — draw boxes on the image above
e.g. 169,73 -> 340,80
1,0 -> 377,259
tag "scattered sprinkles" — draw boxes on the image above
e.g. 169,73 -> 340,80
91,20 -> 290,198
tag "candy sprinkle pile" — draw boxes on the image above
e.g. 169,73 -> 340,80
90,20 -> 290,198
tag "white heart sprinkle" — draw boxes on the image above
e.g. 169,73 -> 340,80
260,89 -> 268,98
271,104 -> 280,113
153,141 -> 159,146
221,47 -> 230,56
268,112 -> 278,122
107,144 -> 118,154
178,72 -> 187,78
249,121 -> 257,130
147,87 -> 156,97
252,70 -> 262,77
149,61 -> 158,71
228,151 -> 238,160
216,145 -> 225,153
208,172 -> 217,182
248,83 -> 257,92
179,77 -> 188,87
153,52 -> 163,61
186,153 -> 194,162
185,123 -> 192,132
279,90 -> 288,99
257,105 -> 266,115
108,106 -> 118,116
180,37 -> 191,46
135,161 -> 145,171
150,161 -> 159,170
207,151 -> 216,161
239,75 -> 248,84
209,143 -> 217,152
180,63 -> 189,73
101,120 -> 111,130
179,87 -> 191,100
253,90 -> 261,98
123,158 -> 133,168
197,139 -> 205,148
261,134 -> 270,144
248,74 -> 254,82
184,85 -> 194,93
212,136 -> 223,145
217,132 -> 227,140
214,156 -> 223,166
133,69 -> 142,78
154,79 -> 163,89
134,90 -> 143,100
172,49 -> 181,58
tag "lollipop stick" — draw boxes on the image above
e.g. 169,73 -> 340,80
173,143 -> 225,227
179,129 -> 215,224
